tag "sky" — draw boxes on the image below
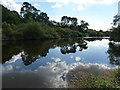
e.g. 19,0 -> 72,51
0,0 -> 119,31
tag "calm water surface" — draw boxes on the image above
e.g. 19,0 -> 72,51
1,38 -> 120,88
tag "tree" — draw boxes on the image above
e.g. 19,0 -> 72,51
20,2 -> 50,23
70,17 -> 78,27
61,16 -> 69,27
20,2 -> 40,22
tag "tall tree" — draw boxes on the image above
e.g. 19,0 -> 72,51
37,12 -> 49,23
20,2 -> 40,22
61,16 -> 78,27
20,2 -> 50,23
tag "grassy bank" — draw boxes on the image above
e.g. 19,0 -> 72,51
2,22 -> 83,40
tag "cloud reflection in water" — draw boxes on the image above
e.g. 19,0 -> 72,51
2,59 -> 117,88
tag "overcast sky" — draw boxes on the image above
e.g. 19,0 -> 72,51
0,0 -> 119,31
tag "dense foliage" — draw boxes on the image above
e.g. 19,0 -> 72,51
2,22 -> 83,40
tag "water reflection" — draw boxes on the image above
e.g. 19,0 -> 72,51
107,42 -> 120,65
2,38 -> 88,65
2,38 -> 120,88
3,38 -> 120,66
60,40 -> 87,54
2,60 -> 117,88
21,51 -> 40,66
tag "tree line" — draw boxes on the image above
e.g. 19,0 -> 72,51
2,2 -> 109,40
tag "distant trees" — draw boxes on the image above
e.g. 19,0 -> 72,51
61,16 -> 78,27
2,2 -> 109,40
61,16 -> 90,35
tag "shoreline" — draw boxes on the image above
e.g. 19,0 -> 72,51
1,37 -> 110,41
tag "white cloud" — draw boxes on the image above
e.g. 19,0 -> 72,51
88,39 -> 109,47
2,61 -> 69,88
13,0 -> 119,4
2,57 -> 117,88
49,0 -> 119,10
6,52 -> 23,64
47,0 -> 69,4
73,5 -> 86,11
0,0 -> 22,13
52,3 -> 63,8
51,15 -> 112,31
75,57 -> 81,62
13,0 -> 48,2
77,16 -> 112,31
51,57 -> 61,62
70,56 -> 73,59
89,22 -> 112,31
77,5 -> 85,10
1,0 -> 118,13
33,3 -> 40,8
70,0 -> 119,5
2,65 -> 13,73
50,14 -> 70,22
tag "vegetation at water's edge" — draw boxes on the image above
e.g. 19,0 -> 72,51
2,22 -> 83,40
1,2 -> 109,40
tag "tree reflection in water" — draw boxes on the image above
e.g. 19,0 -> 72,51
2,40 -> 52,65
107,42 -> 120,65
60,40 -> 87,54
3,38 -> 116,66
21,51 -> 40,65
